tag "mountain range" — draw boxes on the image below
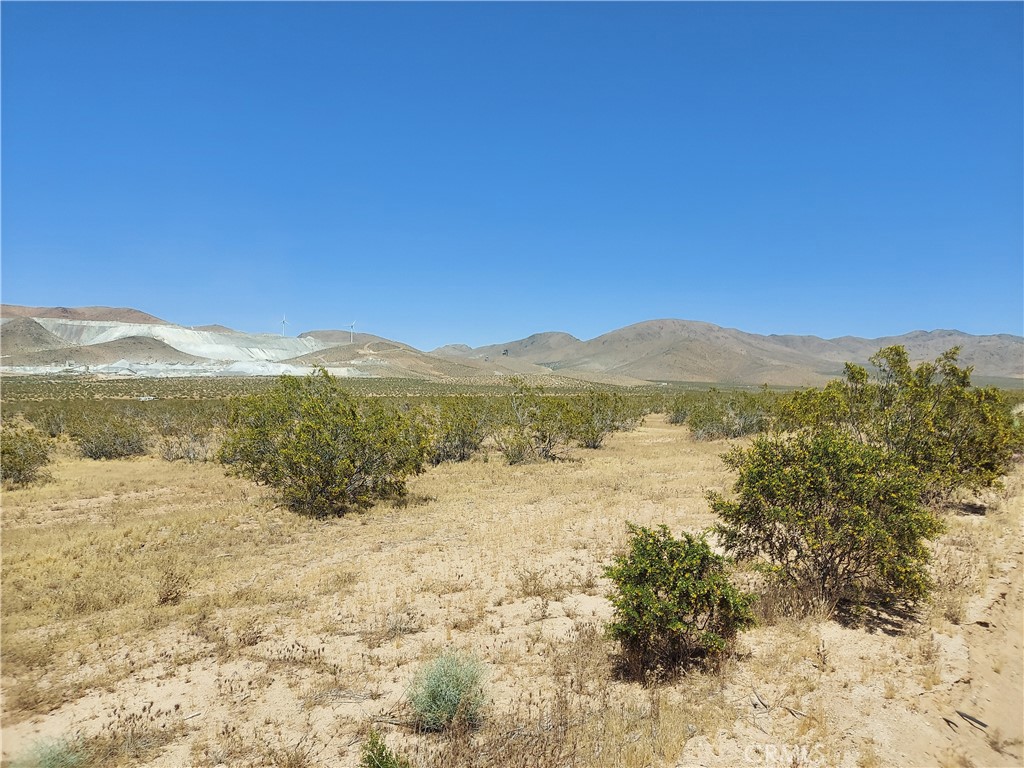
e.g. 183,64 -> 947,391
1,304 -> 1021,387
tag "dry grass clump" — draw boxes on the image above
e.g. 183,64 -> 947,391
11,704 -> 185,768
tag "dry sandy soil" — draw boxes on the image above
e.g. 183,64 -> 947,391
2,416 -> 1022,767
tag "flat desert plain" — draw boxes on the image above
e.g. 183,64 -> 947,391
2,416 -> 1022,767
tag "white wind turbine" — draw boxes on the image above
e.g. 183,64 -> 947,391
346,321 -> 356,344
281,314 -> 289,336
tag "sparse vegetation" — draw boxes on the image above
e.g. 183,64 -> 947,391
1,370 -> 1020,768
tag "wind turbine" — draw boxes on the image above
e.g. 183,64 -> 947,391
347,321 -> 356,344
281,314 -> 289,336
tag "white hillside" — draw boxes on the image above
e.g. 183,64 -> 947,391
34,319 -> 331,363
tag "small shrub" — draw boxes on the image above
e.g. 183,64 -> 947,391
408,649 -> 486,731
73,416 -> 148,459
605,524 -> 755,678
710,429 -> 944,614
359,730 -> 410,768
155,561 -> 193,606
11,737 -> 86,768
158,417 -> 216,463
1,425 -> 54,487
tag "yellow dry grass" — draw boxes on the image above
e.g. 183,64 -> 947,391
2,416 -> 1021,768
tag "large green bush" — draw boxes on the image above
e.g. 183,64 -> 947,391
218,369 -> 428,516
777,346 -> 1020,502
709,429 -> 943,614
408,649 -> 486,731
605,524 -> 755,678
1,425 -> 54,487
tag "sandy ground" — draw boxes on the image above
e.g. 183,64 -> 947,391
2,417 -> 1022,767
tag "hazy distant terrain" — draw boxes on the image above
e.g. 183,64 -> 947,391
1,305 -> 1021,385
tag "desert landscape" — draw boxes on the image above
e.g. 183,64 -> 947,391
5,3 -> 1021,766
1,310 -> 1022,767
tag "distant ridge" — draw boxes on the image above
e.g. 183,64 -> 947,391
437,319 -> 1024,385
0,304 -> 167,324
1,304 -> 1021,384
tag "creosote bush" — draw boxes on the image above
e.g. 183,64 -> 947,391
408,649 -> 487,731
1,424 -> 54,487
568,388 -> 643,449
73,415 -> 148,460
426,396 -> 489,465
776,345 -> 1021,502
158,416 -> 216,463
667,388 -> 773,441
491,379 -> 576,464
219,369 -> 428,516
605,524 -> 755,678
710,429 -> 944,615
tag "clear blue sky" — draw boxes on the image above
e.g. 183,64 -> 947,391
3,2 -> 1022,349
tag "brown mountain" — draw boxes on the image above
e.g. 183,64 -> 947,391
438,320 -> 1024,386
299,330 -> 417,349
0,304 -> 168,324
2,335 -> 204,367
1,317 -> 74,357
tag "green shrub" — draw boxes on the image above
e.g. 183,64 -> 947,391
492,378 -> 575,464
28,407 -> 72,439
777,346 -> 1020,502
218,369 -> 428,516
11,737 -> 86,768
73,416 -> 148,460
157,416 -> 216,463
604,524 -> 755,678
709,429 -> 943,615
1,425 -> 54,487
684,389 -> 772,441
408,649 -> 486,731
568,388 -> 643,449
359,730 -> 410,768
426,396 -> 489,465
